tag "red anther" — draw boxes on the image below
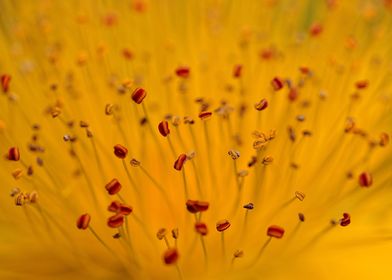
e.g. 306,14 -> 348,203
298,213 -> 305,222
310,23 -> 323,36
131,87 -> 147,104
163,248 -> 179,265
267,225 -> 285,238
175,67 -> 190,78
76,213 -> 91,230
8,147 -> 20,161
340,213 -> 351,227
195,222 -> 208,236
114,144 -> 128,159
158,120 -> 170,137
233,64 -> 242,78
254,98 -> 268,111
186,200 -> 209,213
174,154 -> 187,171
358,172 -> 372,187
107,214 -> 125,228
105,178 -> 122,195
198,111 -> 212,120
355,80 -> 369,89
119,203 -> 133,215
122,48 -> 133,60
299,67 -> 310,75
288,88 -> 299,102
380,132 -> 389,147
108,200 -> 122,212
271,77 -> 284,91
259,48 -> 274,60
216,220 -> 231,232
1,74 -> 11,93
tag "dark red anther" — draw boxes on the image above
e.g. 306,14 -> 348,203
1,74 -> 11,93
76,213 -> 91,230
358,172 -> 372,187
105,178 -> 122,195
186,200 -> 209,213
355,80 -> 369,89
108,200 -> 122,212
195,222 -> 208,236
216,220 -> 231,232
233,64 -> 242,78
271,77 -> 283,91
131,87 -> 147,104
163,248 -> 179,265
267,225 -> 285,238
119,203 -> 133,215
175,67 -> 190,78
198,111 -> 212,120
8,147 -> 20,161
299,67 -> 311,75
114,144 -> 128,159
107,214 -> 124,228
174,154 -> 187,171
340,213 -> 351,226
243,203 -> 254,210
158,120 -> 170,137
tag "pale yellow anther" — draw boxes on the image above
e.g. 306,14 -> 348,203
233,250 -> 244,258
15,192 -> 27,206
238,170 -> 249,177
105,104 -> 115,115
295,191 -> 305,201
12,168 -> 23,180
228,149 -> 240,160
186,151 -> 196,160
262,156 -> 273,165
156,228 -> 167,240
267,130 -> 277,140
130,158 -> 141,167
51,107 -> 62,118
29,191 -> 38,203
253,140 -> 267,150
171,116 -> 181,126
10,187 -> 21,197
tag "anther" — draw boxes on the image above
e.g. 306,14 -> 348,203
8,147 -> 20,161
243,203 -> 254,210
233,64 -> 242,78
12,168 -> 23,180
175,67 -> 190,78
105,104 -> 115,115
186,200 -> 209,213
174,154 -> 187,171
254,99 -> 268,111
296,115 -> 305,122
76,213 -> 91,230
79,121 -> 89,128
358,172 -> 372,187
233,250 -> 244,258
119,204 -> 133,215
130,158 -> 141,167
298,213 -> 305,222
1,74 -> 11,93
131,87 -> 147,104
157,228 -> 168,240
295,191 -> 305,201
163,248 -> 179,265
172,228 -> 179,239
198,111 -> 212,121
184,116 -> 195,125
267,225 -> 285,238
10,187 -> 20,197
186,151 -> 196,160
379,132 -> 389,147
51,107 -> 62,118
108,200 -> 122,212
248,156 -> 258,167
340,213 -> 351,226
228,149 -> 240,160
171,116 -> 181,127
114,144 -> 128,159
107,214 -> 125,228
15,193 -> 26,206
216,220 -> 231,232
29,191 -> 38,203
238,169 -> 248,177
355,80 -> 369,89
158,120 -> 170,137
105,178 -> 122,195
271,77 -> 284,91
195,222 -> 208,236
262,156 -> 273,165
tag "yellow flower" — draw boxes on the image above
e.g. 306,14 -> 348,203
1,0 -> 392,279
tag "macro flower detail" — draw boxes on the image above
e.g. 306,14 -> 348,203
1,1 -> 392,280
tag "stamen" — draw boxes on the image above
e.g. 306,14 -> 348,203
186,200 -> 209,213
157,228 -> 170,248
172,228 -> 179,248
295,191 -> 306,201
254,99 -> 268,111
358,172 -> 373,187
271,77 -> 284,91
340,213 -> 351,226
216,220 -> 231,260
267,225 -> 285,239
105,178 -> 122,195
114,144 -> 128,159
163,247 -> 179,264
174,154 -> 187,171
175,67 -> 190,78
107,214 -> 125,228
76,213 -> 91,230
1,74 -> 11,93
131,87 -> 147,104
7,147 -> 20,161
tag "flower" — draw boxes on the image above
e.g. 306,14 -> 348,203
1,0 -> 392,279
